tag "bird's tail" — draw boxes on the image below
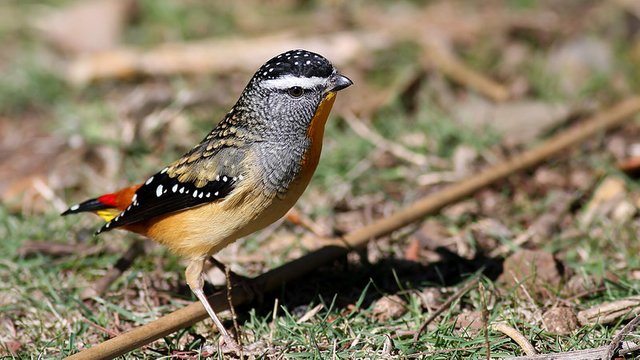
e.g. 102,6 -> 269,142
61,185 -> 141,222
61,196 -> 121,221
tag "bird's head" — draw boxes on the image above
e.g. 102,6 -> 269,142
237,49 -> 352,135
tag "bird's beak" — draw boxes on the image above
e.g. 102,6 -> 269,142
325,73 -> 353,94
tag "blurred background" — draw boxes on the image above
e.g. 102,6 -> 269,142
3,0 -> 640,358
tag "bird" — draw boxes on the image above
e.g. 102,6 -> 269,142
61,49 -> 352,350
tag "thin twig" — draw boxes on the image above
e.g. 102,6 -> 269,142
343,112 -> 432,168
505,341 -> 640,360
422,42 -> 510,102
606,314 -> 640,359
413,276 -> 481,341
509,271 -> 547,329
492,323 -> 536,356
225,265 -> 242,348
479,282 -> 491,360
65,98 -> 640,359
408,344 -> 487,358
269,298 -> 279,343
81,318 -> 119,337
296,304 -> 324,324
81,240 -> 144,299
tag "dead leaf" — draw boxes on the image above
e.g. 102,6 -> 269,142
562,274 -> 601,298
404,237 -> 421,261
546,37 -> 614,97
34,0 -> 135,54
0,118 -> 84,214
468,218 -> 513,253
617,156 -> 640,177
579,175 -> 635,226
453,97 -> 570,145
371,295 -> 407,321
415,288 -> 443,311
452,145 -> 478,177
441,199 -> 479,219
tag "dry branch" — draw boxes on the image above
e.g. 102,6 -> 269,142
422,43 -> 510,102
65,97 -> 640,359
607,315 -> 640,359
578,295 -> 640,325
66,32 -> 392,85
505,341 -> 640,360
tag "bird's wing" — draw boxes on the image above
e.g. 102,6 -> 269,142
97,137 -> 249,234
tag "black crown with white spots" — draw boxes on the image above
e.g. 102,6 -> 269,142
253,49 -> 334,82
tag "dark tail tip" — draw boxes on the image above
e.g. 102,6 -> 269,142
61,198 -> 107,216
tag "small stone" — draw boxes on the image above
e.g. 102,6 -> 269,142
543,307 -> 579,335
453,310 -> 484,335
372,295 -> 407,321
498,249 -> 563,301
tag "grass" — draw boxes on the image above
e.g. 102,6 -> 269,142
3,1 -> 640,359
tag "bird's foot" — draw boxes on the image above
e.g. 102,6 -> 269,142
219,335 -> 264,356
219,334 -> 242,354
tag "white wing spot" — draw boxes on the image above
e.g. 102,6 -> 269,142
172,184 -> 178,192
238,175 -> 244,180
160,167 -> 168,174
193,190 -> 198,198
70,204 -> 80,211
223,176 -> 228,182
206,193 -> 211,198
199,193 -> 203,198
179,187 -> 185,194
216,175 -> 220,181
306,60 -> 311,65
156,185 -> 163,197
214,191 -> 219,196
145,176 -> 154,185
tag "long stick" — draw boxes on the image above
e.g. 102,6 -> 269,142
66,97 -> 640,360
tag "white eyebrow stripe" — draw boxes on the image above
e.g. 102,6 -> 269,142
261,75 -> 326,90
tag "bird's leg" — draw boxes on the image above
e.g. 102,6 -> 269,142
185,258 -> 241,353
208,256 -> 262,303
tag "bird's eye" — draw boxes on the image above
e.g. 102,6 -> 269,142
287,86 -> 304,97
